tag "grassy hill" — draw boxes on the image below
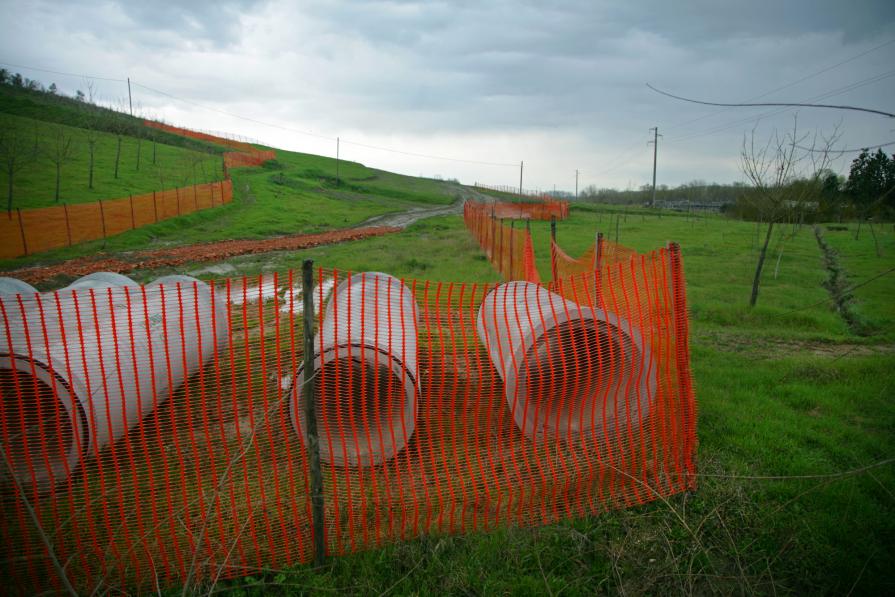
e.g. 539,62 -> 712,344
0,112 -> 225,209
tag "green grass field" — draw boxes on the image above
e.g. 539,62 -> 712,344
50,192 -> 886,594
192,209 -> 892,596
0,112 -> 226,209
1,100 -> 893,593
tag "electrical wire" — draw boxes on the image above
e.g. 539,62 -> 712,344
2,60 -> 519,168
647,83 -> 895,119
659,37 -> 895,134
795,141 -> 895,154
664,69 -> 895,145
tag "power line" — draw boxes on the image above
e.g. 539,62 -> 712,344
133,81 -> 519,167
795,140 -> 895,153
597,40 -> 895,179
0,60 -> 126,82
647,83 -> 895,119
664,69 -> 895,145
1,59 -> 519,168
660,37 -> 895,134
646,83 -> 895,118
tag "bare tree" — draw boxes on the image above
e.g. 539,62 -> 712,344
0,126 -> 39,212
46,126 -> 76,202
740,117 -> 838,306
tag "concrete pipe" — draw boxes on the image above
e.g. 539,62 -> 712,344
288,272 -> 419,467
0,274 -> 227,490
476,281 -> 656,441
0,272 -> 139,352
0,278 -> 38,296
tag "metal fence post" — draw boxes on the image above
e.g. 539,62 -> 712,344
301,259 -> 326,566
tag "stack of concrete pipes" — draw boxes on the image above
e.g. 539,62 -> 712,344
0,273 -> 227,490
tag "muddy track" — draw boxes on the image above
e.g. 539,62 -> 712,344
813,225 -> 867,335
8,226 -> 400,285
354,184 -> 493,229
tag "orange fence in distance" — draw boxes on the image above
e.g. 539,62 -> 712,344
464,201 -> 541,282
0,254 -> 696,594
0,180 -> 233,259
144,120 -> 277,171
144,120 -> 255,151
224,149 -> 277,169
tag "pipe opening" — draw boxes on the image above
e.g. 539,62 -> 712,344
294,345 -> 417,467
317,357 -> 403,430
519,318 -> 640,436
0,369 -> 74,485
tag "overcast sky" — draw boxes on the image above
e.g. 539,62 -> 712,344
1,0 -> 894,192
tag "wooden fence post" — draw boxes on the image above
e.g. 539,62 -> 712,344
301,259 -> 326,566
509,219 -> 515,278
175,187 -> 181,216
129,194 -> 136,229
16,208 -> 28,256
153,191 -> 159,223
63,202 -> 72,246
550,215 -> 558,282
498,218 -> 504,277
98,199 -> 107,241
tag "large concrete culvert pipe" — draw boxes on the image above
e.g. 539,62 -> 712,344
287,272 -> 419,467
0,273 -> 227,491
476,281 -> 656,442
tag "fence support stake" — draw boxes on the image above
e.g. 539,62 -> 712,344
63,202 -> 72,246
16,208 -> 28,256
98,199 -> 107,241
153,191 -> 159,222
129,194 -> 136,229
550,215 -> 558,282
509,219 -> 515,278
302,259 -> 326,566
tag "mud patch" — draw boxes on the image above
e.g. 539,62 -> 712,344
8,226 -> 400,286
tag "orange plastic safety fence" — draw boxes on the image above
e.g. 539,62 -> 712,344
487,201 -> 569,221
0,253 -> 696,594
0,180 -> 233,259
463,202 -> 541,282
143,120 -> 277,172
143,121 -> 255,152
223,150 -> 277,169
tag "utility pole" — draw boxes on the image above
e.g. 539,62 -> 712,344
127,77 -> 133,116
335,137 -> 340,186
519,161 -> 523,195
575,169 -> 579,200
648,127 -> 661,206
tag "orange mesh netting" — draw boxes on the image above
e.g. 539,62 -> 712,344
463,202 -> 541,282
144,121 -> 277,171
223,150 -> 277,169
0,246 -> 696,594
143,121 -> 255,152
0,180 -> 233,259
